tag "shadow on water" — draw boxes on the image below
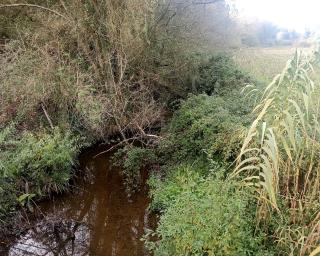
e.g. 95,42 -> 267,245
4,145 -> 156,256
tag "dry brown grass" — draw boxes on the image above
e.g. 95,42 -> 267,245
0,0 -> 203,140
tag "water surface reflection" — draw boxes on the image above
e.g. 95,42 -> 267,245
7,146 -> 155,256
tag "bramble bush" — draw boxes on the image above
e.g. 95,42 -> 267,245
147,165 -> 274,256
160,93 -> 252,164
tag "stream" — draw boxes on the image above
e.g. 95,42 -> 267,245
4,145 -> 156,256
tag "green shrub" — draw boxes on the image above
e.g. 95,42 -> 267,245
0,126 -> 80,198
160,93 -> 252,164
0,126 -> 80,230
0,128 -> 80,195
193,54 -> 251,96
147,165 -> 273,256
157,55 -> 256,165
149,164 -> 205,211
113,145 -> 157,192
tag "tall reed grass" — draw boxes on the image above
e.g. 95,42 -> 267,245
232,48 -> 320,255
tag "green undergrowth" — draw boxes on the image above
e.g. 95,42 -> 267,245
115,54 -> 256,170
113,145 -> 157,193
160,92 -> 252,164
157,54 -> 256,165
146,164 -> 274,256
0,125 -> 80,232
192,54 -> 252,95
113,54 -> 276,254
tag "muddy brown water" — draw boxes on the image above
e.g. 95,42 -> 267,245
3,146 -> 156,256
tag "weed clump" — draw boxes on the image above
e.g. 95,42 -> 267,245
0,126 -> 80,232
147,165 -> 274,256
193,54 -> 251,95
160,92 -> 251,164
113,145 -> 157,193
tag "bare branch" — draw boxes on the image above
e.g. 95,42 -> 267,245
41,103 -> 54,130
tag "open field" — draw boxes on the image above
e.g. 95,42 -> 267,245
232,46 -> 311,82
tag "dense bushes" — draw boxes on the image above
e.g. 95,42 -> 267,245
146,106 -> 264,254
147,165 -> 273,255
156,54 -> 255,164
0,126 -> 80,230
113,145 -> 157,192
160,92 -> 251,164
0,0 -> 208,140
2,129 -> 79,193
141,54 -> 269,255
192,54 -> 251,95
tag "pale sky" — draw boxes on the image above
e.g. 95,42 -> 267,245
234,0 -> 320,31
